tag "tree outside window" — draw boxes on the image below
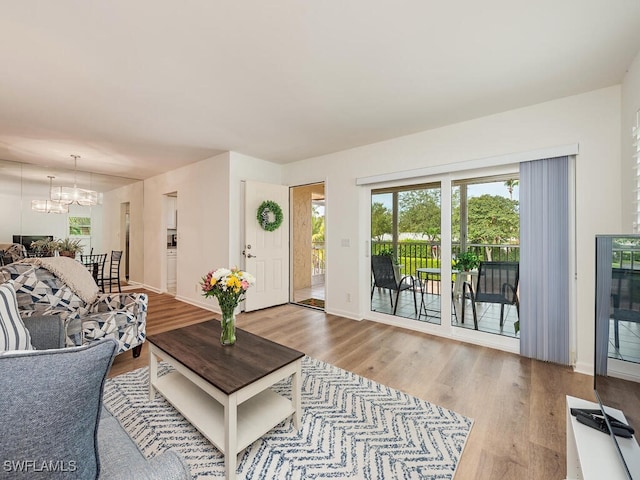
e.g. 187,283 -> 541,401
69,216 -> 91,236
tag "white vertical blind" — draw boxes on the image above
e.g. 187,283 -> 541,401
520,156 -> 571,364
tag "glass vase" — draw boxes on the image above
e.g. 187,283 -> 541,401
220,306 -> 237,346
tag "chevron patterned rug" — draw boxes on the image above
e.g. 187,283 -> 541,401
103,357 -> 473,479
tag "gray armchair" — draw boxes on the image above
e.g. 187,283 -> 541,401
0,330 -> 191,480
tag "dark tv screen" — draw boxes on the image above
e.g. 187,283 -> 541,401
595,235 -> 640,479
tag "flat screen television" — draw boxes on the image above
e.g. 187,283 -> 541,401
12,235 -> 53,253
595,235 -> 640,479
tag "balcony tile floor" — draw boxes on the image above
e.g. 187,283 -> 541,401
293,280 -> 520,338
609,320 -> 640,364
371,287 -> 519,338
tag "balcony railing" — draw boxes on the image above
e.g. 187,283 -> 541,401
312,241 -> 325,275
612,246 -> 640,270
310,240 -> 520,279
371,240 -> 520,276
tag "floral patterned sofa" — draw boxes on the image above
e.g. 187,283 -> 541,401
0,257 -> 147,357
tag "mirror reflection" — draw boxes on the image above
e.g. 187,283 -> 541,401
596,236 -> 640,367
0,159 -> 141,280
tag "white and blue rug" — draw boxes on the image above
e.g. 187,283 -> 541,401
103,357 -> 473,479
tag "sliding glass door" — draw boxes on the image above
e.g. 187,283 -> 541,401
371,183 -> 442,324
451,175 -> 520,337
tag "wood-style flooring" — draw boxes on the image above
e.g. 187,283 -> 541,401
110,290 -> 595,480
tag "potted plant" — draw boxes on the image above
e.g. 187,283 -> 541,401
378,247 -> 398,264
56,238 -> 84,258
453,250 -> 480,272
29,238 -> 58,257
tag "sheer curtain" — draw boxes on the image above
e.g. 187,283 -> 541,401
519,156 -> 571,363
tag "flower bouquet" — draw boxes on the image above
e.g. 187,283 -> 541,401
200,267 -> 255,345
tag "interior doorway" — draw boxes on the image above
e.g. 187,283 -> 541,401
122,202 -> 130,281
291,182 -> 325,310
164,192 -> 178,295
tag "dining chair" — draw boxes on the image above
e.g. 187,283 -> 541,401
371,255 -> 418,315
80,253 -> 107,290
101,250 -> 123,293
461,261 -> 519,330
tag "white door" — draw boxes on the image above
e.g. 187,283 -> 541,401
244,181 -> 289,311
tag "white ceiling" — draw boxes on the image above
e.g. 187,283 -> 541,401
1,1 -> 640,180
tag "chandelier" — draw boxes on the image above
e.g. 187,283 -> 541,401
31,176 -> 69,214
50,154 -> 99,206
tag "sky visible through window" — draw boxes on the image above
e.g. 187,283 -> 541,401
373,181 -> 519,210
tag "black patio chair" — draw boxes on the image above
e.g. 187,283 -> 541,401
461,261 -> 519,330
611,268 -> 640,349
371,255 -> 418,315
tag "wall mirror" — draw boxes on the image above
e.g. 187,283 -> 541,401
0,158 -> 141,265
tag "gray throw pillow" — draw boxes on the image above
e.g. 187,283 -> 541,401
0,282 -> 33,351
0,339 -> 117,479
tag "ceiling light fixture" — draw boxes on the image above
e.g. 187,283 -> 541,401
50,154 -> 99,206
31,176 -> 69,213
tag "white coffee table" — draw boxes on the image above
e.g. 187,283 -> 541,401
148,320 -> 304,480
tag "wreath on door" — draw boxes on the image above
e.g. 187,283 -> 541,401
257,200 -> 283,231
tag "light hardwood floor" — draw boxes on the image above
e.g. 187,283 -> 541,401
111,290 -> 595,480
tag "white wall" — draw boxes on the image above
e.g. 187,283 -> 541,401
0,175 -> 24,243
142,153 -> 231,308
622,50 -> 640,231
139,152 -> 282,311
283,86 -> 623,369
102,180 -> 144,284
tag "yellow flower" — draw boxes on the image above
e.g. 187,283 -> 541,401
227,275 -> 241,293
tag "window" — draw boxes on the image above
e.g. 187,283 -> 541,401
371,183 -> 442,323
451,175 -> 520,338
69,216 -> 91,236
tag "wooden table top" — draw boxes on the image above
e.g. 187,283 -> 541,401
147,320 -> 305,395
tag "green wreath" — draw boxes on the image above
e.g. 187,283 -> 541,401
257,200 -> 283,232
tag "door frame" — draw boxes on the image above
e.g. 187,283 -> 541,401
289,182 -> 326,308
364,168 -> 521,354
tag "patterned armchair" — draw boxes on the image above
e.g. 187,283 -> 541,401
0,257 -> 147,357
0,242 -> 27,266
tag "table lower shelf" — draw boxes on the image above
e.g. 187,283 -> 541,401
153,370 -> 295,454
